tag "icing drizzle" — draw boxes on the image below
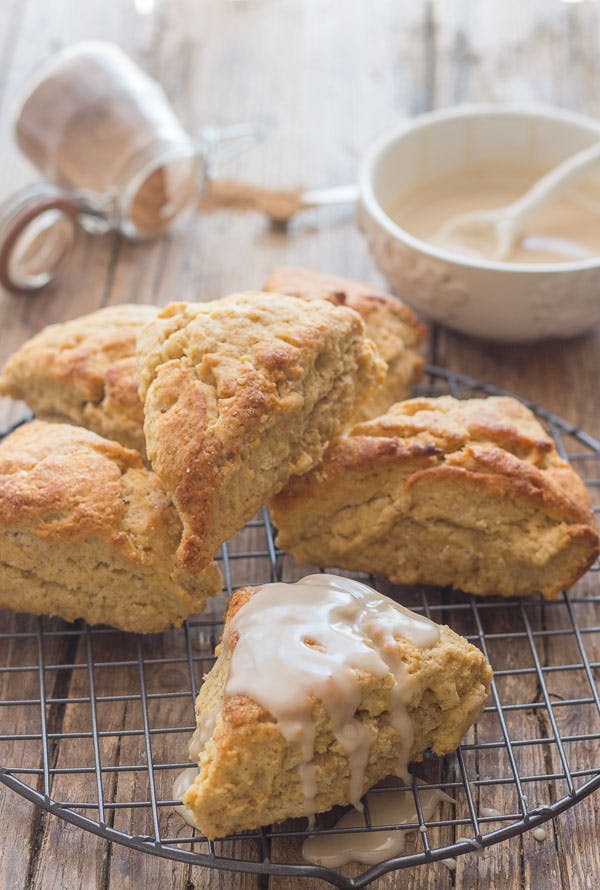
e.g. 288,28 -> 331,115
222,574 -> 440,813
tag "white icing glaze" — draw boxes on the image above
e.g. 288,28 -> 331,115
442,857 -> 457,871
173,710 -> 218,830
188,705 -> 217,762
387,169 -> 600,264
172,767 -> 200,828
224,574 -> 440,814
302,784 -> 453,867
533,826 -> 547,842
480,806 -> 503,819
456,835 -> 483,850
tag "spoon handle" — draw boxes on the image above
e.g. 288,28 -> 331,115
198,180 -> 357,223
506,140 -> 600,227
299,184 -> 359,207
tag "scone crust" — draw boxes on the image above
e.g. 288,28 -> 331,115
264,266 -> 426,417
184,585 -> 492,838
264,266 -> 423,333
0,304 -> 156,453
137,292 -> 386,572
0,421 -> 221,631
271,396 -> 599,599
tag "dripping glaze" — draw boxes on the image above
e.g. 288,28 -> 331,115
302,783 -> 454,867
177,574 -> 440,824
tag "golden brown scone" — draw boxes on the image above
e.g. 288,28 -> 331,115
183,581 -> 492,838
0,304 -> 157,454
137,292 -> 386,572
0,421 -> 222,632
263,266 -> 426,418
270,396 -> 599,600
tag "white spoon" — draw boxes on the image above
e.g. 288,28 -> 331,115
434,140 -> 600,261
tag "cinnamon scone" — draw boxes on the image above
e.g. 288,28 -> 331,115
263,266 -> 426,418
270,396 -> 599,600
0,421 -> 222,632
137,292 -> 386,572
0,304 -> 156,454
181,575 -> 492,838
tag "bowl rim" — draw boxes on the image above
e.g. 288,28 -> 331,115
359,102 -> 600,274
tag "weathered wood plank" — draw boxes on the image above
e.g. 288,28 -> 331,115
27,627 -> 131,890
0,614 -> 79,889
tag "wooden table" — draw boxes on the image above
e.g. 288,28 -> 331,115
1,1 -> 599,887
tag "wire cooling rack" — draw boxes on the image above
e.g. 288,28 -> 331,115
0,365 -> 599,890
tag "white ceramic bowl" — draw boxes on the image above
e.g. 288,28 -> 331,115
358,104 -> 600,342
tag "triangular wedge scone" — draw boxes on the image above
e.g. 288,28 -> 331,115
264,266 -> 426,419
0,304 -> 157,454
0,421 -> 221,632
137,293 -> 386,572
182,575 -> 492,838
270,396 -> 600,599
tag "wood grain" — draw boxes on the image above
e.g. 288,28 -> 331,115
1,1 -> 599,888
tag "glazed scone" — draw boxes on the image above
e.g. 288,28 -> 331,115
182,575 -> 492,838
137,292 -> 386,572
0,304 -> 157,454
263,266 -> 426,418
0,421 -> 222,632
270,396 -> 599,600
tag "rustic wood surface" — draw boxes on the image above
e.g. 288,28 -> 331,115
1,1 -> 599,888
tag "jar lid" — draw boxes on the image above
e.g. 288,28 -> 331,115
0,183 -> 80,293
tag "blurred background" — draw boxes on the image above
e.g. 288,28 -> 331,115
1,0 -> 600,303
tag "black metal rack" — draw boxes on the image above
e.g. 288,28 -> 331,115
1,366 -> 599,889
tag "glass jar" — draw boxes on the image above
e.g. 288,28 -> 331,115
1,41 -> 206,292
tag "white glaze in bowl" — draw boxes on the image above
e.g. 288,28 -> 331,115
358,105 -> 600,342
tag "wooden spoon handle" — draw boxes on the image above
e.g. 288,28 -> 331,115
197,179 -> 357,223
197,178 -> 304,223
